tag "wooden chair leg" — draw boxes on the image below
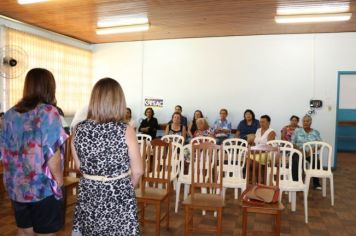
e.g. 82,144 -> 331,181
166,196 -> 170,229
275,211 -> 281,236
217,208 -> 222,236
242,208 -> 247,236
184,206 -> 190,236
156,202 -> 161,236
140,202 -> 145,227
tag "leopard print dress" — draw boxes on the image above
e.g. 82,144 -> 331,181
72,120 -> 140,236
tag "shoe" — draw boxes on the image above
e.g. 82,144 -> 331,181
314,186 -> 322,191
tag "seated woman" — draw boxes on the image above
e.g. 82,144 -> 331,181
254,115 -> 276,145
281,115 -> 300,142
236,109 -> 260,144
138,107 -> 159,139
291,115 -> 322,189
165,112 -> 187,140
125,107 -> 137,130
187,110 -> 203,137
193,118 -> 214,138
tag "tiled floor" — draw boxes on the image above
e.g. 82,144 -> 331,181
1,152 -> 355,236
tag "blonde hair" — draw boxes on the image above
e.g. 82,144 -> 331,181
87,78 -> 126,123
196,118 -> 209,130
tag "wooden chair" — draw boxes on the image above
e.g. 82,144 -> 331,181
182,142 -> 225,236
135,139 -> 172,236
241,144 -> 284,236
63,136 -> 80,217
137,133 -> 152,157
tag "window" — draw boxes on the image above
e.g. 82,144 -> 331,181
4,27 -> 92,115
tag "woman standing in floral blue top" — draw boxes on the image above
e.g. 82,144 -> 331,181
0,68 -> 68,235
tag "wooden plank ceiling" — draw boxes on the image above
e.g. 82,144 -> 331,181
0,0 -> 355,44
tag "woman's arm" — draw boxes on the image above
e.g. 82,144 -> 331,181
47,149 -> 63,187
126,126 -> 143,187
164,125 -> 169,135
71,135 -> 80,170
268,131 -> 276,141
182,126 -> 187,140
187,122 -> 193,137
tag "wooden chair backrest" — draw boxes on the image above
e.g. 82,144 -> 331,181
246,144 -> 280,189
141,139 -> 172,192
191,142 -> 223,197
63,135 -> 79,176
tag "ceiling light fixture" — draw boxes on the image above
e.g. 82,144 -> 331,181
96,23 -> 149,35
17,0 -> 49,4
275,13 -> 352,23
97,16 -> 149,28
277,3 -> 350,15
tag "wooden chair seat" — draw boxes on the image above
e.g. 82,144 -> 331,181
135,187 -> 168,201
183,193 -> 225,209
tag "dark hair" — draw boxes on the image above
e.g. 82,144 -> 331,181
260,115 -> 271,123
192,110 -> 204,122
171,111 -> 182,120
126,107 -> 132,115
220,108 -> 228,115
15,68 -> 56,113
0,112 -> 4,118
244,109 -> 256,121
175,105 -> 182,110
144,107 -> 154,116
56,106 -> 65,117
290,115 -> 300,122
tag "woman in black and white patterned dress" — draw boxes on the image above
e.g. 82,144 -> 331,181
71,78 -> 143,236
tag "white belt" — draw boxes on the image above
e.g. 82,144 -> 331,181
83,171 -> 130,182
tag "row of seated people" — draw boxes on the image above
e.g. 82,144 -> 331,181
135,106 -> 323,190
135,106 -> 309,145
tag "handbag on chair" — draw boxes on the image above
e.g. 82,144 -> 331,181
242,184 -> 280,205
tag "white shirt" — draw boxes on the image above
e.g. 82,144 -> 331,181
70,105 -> 88,132
254,128 -> 274,145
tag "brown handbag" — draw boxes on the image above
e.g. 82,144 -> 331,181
242,184 -> 280,204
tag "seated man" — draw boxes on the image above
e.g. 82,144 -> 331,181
213,108 -> 232,145
291,115 -> 322,190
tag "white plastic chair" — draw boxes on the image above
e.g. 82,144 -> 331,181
161,134 -> 185,145
136,134 -> 152,158
190,136 -> 216,145
303,141 -> 334,206
278,147 -> 308,223
222,138 -> 248,147
175,144 -> 192,213
267,140 -> 293,148
221,144 -> 248,200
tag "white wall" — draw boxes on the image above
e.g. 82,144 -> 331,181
93,32 -> 356,166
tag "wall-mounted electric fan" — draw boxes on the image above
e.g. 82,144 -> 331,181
0,46 -> 28,79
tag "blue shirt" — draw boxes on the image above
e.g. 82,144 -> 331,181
291,128 -> 321,150
236,119 -> 260,139
213,119 -> 232,138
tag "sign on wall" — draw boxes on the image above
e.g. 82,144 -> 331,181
144,98 -> 163,108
